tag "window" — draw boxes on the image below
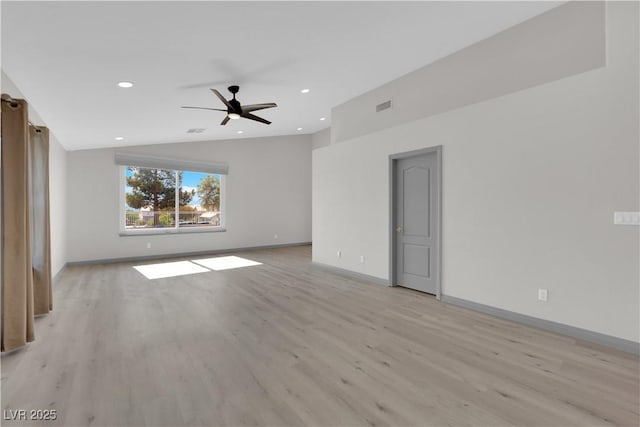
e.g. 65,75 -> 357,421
121,165 -> 225,233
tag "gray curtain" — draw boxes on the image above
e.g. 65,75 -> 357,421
1,96 -> 34,351
30,125 -> 52,315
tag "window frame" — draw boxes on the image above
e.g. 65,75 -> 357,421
119,165 -> 226,236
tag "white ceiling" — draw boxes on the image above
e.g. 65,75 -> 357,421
1,1 -> 562,151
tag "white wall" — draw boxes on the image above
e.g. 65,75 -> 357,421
313,2 -> 639,342
67,135 -> 311,262
311,127 -> 331,150
49,134 -> 67,275
1,70 -> 68,277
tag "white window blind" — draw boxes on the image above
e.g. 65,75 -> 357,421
115,153 -> 228,175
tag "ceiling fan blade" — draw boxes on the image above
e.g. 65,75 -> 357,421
211,89 -> 233,109
220,115 -> 230,126
181,106 -> 227,112
241,103 -> 277,113
242,113 -> 271,125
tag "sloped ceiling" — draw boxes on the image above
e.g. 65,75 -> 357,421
1,1 -> 562,150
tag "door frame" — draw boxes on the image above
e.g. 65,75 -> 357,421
389,145 -> 443,299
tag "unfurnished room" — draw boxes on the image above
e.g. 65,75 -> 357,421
1,1 -> 638,426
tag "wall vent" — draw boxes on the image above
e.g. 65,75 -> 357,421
187,128 -> 206,133
376,100 -> 392,112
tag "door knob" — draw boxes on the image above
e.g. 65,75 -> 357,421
396,226 -> 403,232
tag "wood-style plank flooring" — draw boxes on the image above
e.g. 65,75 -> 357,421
2,245 -> 638,426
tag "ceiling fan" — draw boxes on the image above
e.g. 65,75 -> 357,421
182,85 -> 277,125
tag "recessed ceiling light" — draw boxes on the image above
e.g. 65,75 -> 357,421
117,81 -> 134,88
297,127 -> 303,131
237,130 -> 243,134
300,89 -> 310,94
115,136 -> 124,141
320,117 -> 326,121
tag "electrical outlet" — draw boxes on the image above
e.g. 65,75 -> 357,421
538,288 -> 548,302
614,212 -> 640,225
360,255 -> 365,263
337,250 -> 341,259
146,242 -> 151,249
274,234 -> 278,240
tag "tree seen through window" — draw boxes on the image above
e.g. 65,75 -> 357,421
125,167 -> 222,229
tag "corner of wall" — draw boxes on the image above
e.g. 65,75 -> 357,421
311,127 -> 331,150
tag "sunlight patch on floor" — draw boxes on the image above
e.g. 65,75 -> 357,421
133,256 -> 263,279
133,260 -> 210,280
191,256 -> 263,271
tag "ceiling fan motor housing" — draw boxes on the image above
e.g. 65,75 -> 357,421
229,98 -> 242,113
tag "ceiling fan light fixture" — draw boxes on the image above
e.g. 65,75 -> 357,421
183,86 -> 276,126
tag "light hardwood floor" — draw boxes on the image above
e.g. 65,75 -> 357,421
2,245 -> 638,427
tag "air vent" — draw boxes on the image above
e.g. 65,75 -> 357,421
376,100 -> 392,112
187,128 -> 205,134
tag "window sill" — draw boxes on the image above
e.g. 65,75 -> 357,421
119,227 -> 227,237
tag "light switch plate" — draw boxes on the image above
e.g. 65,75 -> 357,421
614,212 -> 640,225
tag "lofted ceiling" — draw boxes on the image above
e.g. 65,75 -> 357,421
1,1 -> 562,151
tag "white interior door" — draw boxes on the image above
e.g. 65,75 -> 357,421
394,151 -> 440,295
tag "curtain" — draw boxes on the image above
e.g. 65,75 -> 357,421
30,125 -> 52,315
1,96 -> 34,351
